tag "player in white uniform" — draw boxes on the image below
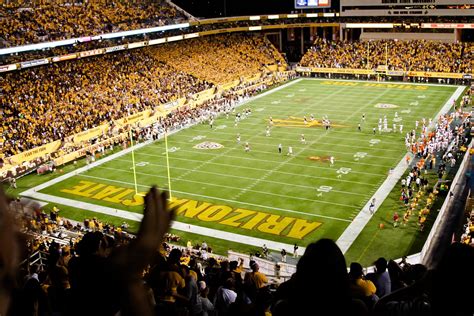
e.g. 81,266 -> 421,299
266,126 -> 271,137
237,133 -> 241,143
330,156 -> 335,167
269,116 -> 273,126
287,146 -> 293,156
245,142 -> 250,152
399,124 -> 403,133
300,134 -> 306,144
369,198 -> 376,214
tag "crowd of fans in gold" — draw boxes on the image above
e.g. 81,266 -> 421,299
0,34 -> 286,157
1,0 -> 187,47
300,38 -> 473,73
154,35 -> 287,85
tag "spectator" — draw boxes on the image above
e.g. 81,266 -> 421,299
244,262 -> 268,303
1,1 -> 187,47
272,239 -> 368,315
300,38 -> 472,73
280,248 -> 287,262
366,257 -> 392,298
214,278 -> 237,315
198,281 -> 214,316
374,243 -> 474,316
349,262 -> 379,309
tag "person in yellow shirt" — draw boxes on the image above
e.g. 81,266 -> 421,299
349,262 -> 378,308
244,262 -> 268,291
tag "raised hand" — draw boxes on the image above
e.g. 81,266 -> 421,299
109,186 -> 175,316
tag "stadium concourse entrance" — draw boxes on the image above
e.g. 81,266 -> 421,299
266,27 -> 337,63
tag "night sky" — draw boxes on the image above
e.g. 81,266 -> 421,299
172,0 -> 339,18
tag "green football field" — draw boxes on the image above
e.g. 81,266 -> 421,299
19,79 -> 462,265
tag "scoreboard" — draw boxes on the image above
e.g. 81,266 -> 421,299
295,0 -> 331,9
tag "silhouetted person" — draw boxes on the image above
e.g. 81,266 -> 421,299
272,239 -> 368,315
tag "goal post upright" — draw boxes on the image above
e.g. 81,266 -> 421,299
164,129 -> 173,200
129,129 -> 139,195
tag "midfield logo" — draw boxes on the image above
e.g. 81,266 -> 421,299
272,116 -> 347,128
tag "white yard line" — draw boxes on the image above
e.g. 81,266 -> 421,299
136,150 -> 387,176
114,157 -> 381,187
336,85 -> 466,254
75,174 -> 354,221
167,134 -> 402,153
81,167 -> 361,208
176,129 -> 403,145
157,140 -> 399,159
95,164 -> 368,197
21,190 -> 305,252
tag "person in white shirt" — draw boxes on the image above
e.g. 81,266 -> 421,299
214,279 -> 237,314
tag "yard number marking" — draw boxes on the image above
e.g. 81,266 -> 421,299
163,146 -> 180,154
369,139 -> 381,147
316,185 -> 333,197
190,135 -> 207,142
353,152 -> 367,161
336,167 -> 352,175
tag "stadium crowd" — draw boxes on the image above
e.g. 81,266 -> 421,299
1,0 -> 187,47
1,183 -> 473,316
0,69 -> 292,182
152,34 -> 287,85
300,38 -> 473,73
1,33 -> 285,158
1,51 -> 209,156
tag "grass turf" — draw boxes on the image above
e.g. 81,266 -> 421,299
15,79 -> 460,265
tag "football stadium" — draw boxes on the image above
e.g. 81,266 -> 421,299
0,0 -> 473,315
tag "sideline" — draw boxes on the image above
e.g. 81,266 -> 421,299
336,85 -> 466,254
